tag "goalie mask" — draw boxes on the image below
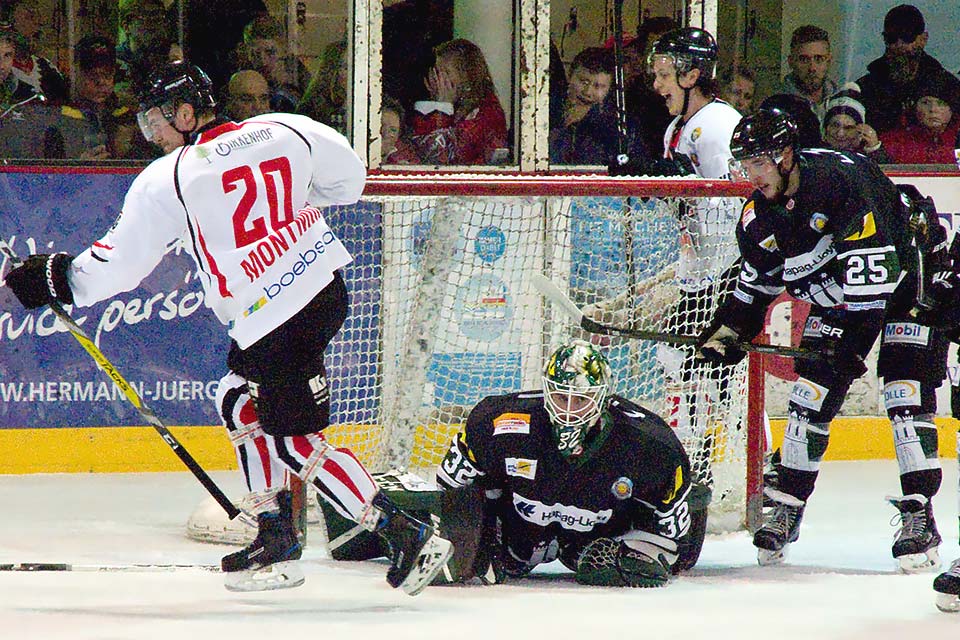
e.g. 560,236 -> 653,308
542,340 -> 612,458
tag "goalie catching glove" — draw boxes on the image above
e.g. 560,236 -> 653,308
575,535 -> 673,588
696,321 -> 745,365
5,253 -> 75,309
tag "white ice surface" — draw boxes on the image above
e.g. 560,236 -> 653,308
0,459 -> 957,639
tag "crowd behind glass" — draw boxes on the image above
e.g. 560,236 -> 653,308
1,0 -> 958,170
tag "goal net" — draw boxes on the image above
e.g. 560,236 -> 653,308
188,174 -> 765,540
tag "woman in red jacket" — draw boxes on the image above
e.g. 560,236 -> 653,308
880,80 -> 960,165
407,38 -> 508,165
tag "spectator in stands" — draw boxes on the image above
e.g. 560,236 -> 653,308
779,25 -> 837,122
880,76 -> 960,165
223,69 -> 271,121
116,0 -> 183,105
550,46 -> 647,166
381,94 -> 420,164
297,39 -> 348,132
0,24 -> 36,107
236,14 -> 309,113
759,93 -> 822,148
822,82 -> 890,163
0,26 -> 54,159
856,4 -> 960,134
42,36 -> 148,161
719,66 -> 756,114
408,38 -> 508,165
172,0 -> 266,92
4,1 -> 67,104
626,16 -> 677,154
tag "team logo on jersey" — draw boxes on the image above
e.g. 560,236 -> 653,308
493,413 -> 531,435
843,212 -> 876,241
691,127 -> 702,141
610,477 -> 633,500
505,457 -> 537,479
883,380 -> 920,408
308,373 -> 329,405
809,212 -> 828,232
689,153 -> 700,167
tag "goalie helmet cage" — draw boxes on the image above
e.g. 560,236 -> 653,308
318,173 -> 763,533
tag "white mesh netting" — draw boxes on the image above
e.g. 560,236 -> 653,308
310,175 -> 761,532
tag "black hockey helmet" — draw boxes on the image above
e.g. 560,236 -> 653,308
138,59 -> 217,114
758,94 -> 822,149
729,108 -> 799,161
137,60 -> 217,142
648,27 -> 718,80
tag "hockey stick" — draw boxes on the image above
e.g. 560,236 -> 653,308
532,273 -> 822,360
0,562 -> 220,572
0,239 -> 240,520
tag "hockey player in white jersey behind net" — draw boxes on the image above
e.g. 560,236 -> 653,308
697,108 -> 944,572
600,27 -> 743,494
314,340 -> 710,587
3,60 -> 451,595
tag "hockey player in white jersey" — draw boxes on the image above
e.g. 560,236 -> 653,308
597,28 -> 743,490
4,60 -> 451,595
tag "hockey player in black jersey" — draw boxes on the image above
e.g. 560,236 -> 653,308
697,108 -> 943,570
315,340 -> 709,587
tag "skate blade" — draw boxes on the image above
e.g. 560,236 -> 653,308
400,535 -> 453,596
757,544 -> 789,566
896,548 -> 941,574
224,561 -> 305,592
936,591 -> 960,613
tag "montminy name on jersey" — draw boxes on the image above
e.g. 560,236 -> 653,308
213,128 -> 275,157
240,207 -> 333,282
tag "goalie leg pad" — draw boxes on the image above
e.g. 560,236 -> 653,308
576,538 -> 670,588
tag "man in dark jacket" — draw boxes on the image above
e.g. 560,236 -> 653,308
856,4 -> 960,133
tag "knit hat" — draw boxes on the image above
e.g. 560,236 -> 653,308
824,82 -> 866,126
883,5 -> 925,45
74,35 -> 116,71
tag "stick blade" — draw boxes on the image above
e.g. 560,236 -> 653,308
530,274 -> 584,325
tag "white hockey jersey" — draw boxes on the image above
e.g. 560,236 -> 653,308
69,112 -> 365,348
662,100 -> 742,292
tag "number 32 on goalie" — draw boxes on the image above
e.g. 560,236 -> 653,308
656,501 -> 691,539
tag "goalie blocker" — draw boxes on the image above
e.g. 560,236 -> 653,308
318,469 -> 709,586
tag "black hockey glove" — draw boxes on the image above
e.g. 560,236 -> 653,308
4,253 -> 75,309
576,537 -> 670,588
912,270 -> 960,330
696,320 -> 746,366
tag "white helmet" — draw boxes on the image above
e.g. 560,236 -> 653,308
542,340 -> 612,458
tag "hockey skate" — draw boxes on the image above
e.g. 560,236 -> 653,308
934,557 -> 960,613
753,488 -> 805,566
371,492 -> 453,596
222,491 -> 304,592
886,494 -> 941,573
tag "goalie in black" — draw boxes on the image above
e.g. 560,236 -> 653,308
317,340 -> 709,587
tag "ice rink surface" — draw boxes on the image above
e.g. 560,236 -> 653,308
0,459 -> 957,640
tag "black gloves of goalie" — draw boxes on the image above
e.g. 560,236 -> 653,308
4,253 -> 75,309
696,320 -> 746,366
576,537 -> 671,588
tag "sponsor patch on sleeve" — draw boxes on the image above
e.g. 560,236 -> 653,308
493,413 -> 531,435
505,458 -> 538,480
740,200 -> 756,228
